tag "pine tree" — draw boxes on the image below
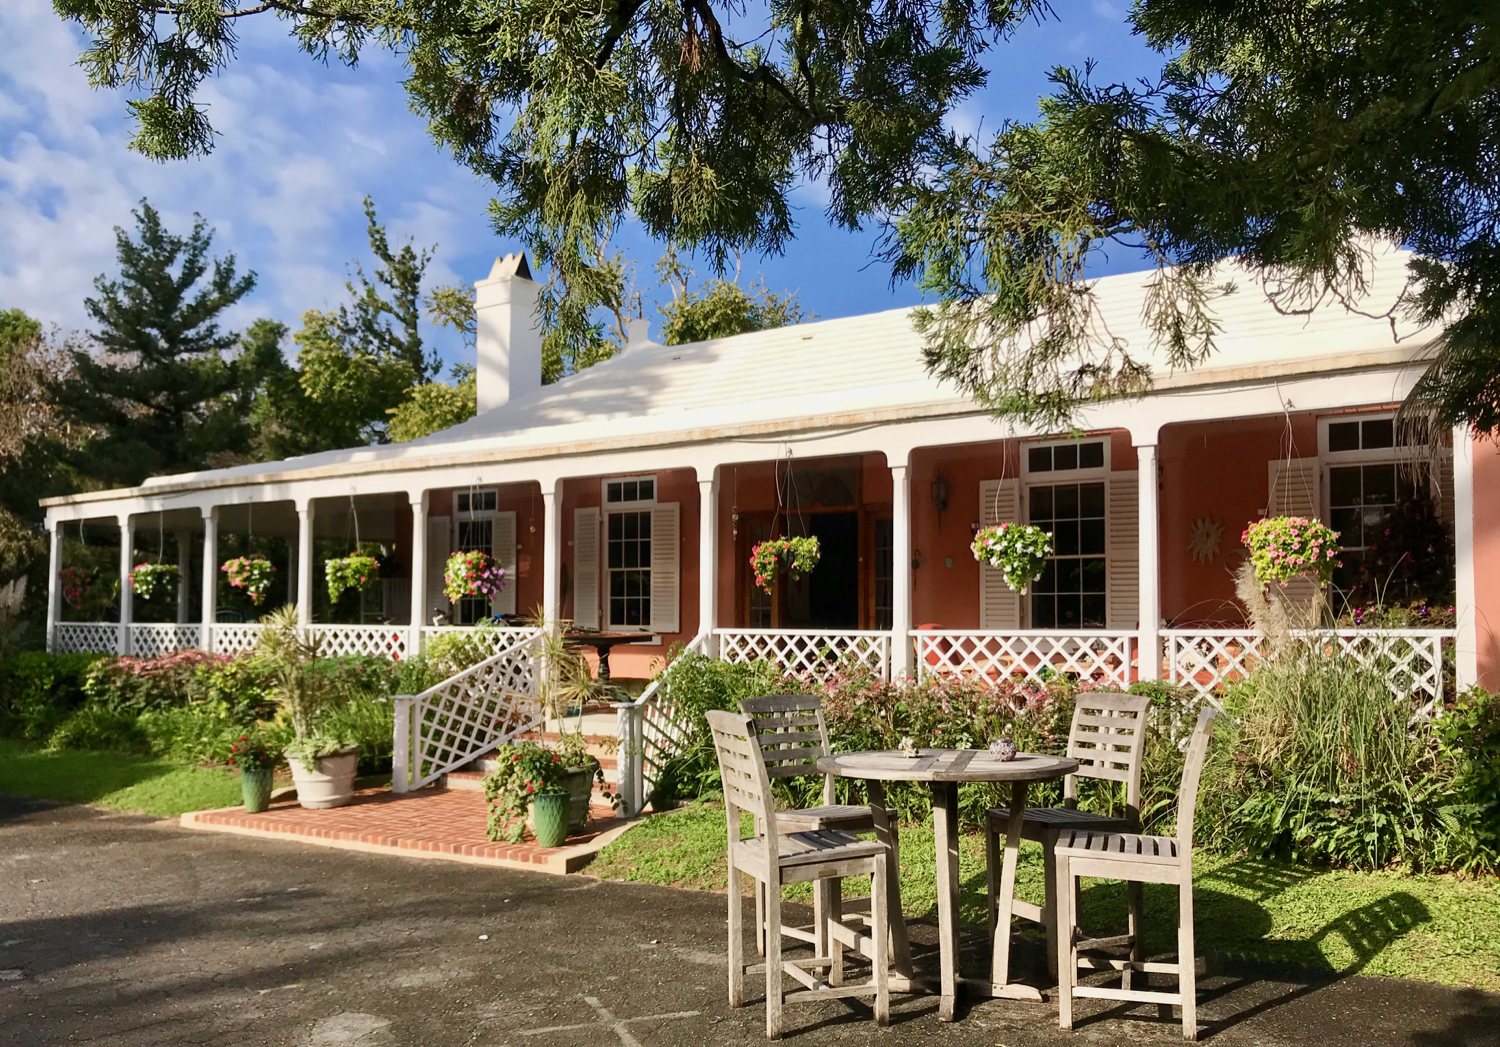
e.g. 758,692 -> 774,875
55,200 -> 263,486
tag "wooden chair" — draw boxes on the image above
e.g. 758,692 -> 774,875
984,690 -> 1154,979
739,695 -> 901,962
707,709 -> 890,1040
1055,705 -> 1217,1041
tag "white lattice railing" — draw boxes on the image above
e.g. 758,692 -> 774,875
417,625 -> 538,661
914,630 -> 1137,689
51,622 -> 119,655
212,623 -> 266,655
1165,628 -> 1454,711
129,624 -> 202,658
309,624 -> 410,660
716,628 -> 892,683
392,628 -> 544,792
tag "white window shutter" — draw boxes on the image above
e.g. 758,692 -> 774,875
978,479 -> 1021,629
1266,457 -> 1322,610
573,507 -> 600,630
426,515 -> 451,624
650,502 -> 681,635
1107,471 -> 1140,630
493,511 -> 517,616
1436,453 -> 1455,523
1267,457 -> 1321,518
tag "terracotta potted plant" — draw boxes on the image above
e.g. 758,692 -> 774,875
256,605 -> 359,810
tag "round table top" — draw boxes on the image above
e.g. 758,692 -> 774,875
816,749 -> 1078,783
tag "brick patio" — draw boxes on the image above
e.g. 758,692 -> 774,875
180,782 -> 634,874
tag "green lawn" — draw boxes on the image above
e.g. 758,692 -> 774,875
0,738 -> 246,817
590,799 -> 1500,992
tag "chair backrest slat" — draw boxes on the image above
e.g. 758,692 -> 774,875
707,709 -> 777,837
1063,690 -> 1154,824
1175,705 -> 1218,854
740,693 -> 836,805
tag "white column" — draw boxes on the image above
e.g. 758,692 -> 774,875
45,519 -> 61,653
287,540 -> 298,613
1454,426 -> 1477,690
296,501 -> 315,627
201,507 -> 218,652
891,461 -> 913,680
409,490 -> 429,651
117,514 -> 135,656
175,529 -> 191,625
1136,442 -> 1162,681
698,471 -> 719,656
542,481 -> 562,629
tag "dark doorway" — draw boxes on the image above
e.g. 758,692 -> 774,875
782,511 -> 860,628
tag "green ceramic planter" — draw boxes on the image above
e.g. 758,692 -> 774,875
530,793 -> 570,848
241,766 -> 275,813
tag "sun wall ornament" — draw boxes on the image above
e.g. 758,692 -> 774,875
1188,515 -> 1224,564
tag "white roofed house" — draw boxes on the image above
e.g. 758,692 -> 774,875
40,249 -> 1499,813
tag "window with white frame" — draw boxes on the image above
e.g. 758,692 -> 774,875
1320,414 -> 1435,594
1024,439 -> 1108,628
602,476 -> 657,629
454,488 -> 499,625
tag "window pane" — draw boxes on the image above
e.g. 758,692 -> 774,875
1036,559 -> 1057,591
624,480 -> 639,502
1080,518 -> 1106,555
1054,444 -> 1077,471
640,514 -> 652,539
1330,507 -> 1362,543
1082,594 -> 1107,626
640,479 -> 654,501
1028,446 -> 1052,473
1079,441 -> 1105,469
1081,557 -> 1107,593
1054,519 -> 1080,557
622,542 -> 638,568
1057,596 -> 1082,627
1362,464 -> 1397,505
608,513 -> 622,539
1033,595 -> 1057,628
1058,558 -> 1083,594
1080,482 -> 1105,517
1054,483 -> 1079,519
1328,422 -> 1360,452
611,598 -> 626,623
1029,486 -> 1054,522
1329,466 -> 1362,507
1362,418 -> 1395,449
623,513 -> 638,539
607,482 -> 622,503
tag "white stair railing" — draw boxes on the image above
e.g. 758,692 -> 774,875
913,629 -> 1137,689
615,631 -> 710,816
391,627 -> 544,792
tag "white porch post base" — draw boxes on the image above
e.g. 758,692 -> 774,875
1136,443 -> 1161,681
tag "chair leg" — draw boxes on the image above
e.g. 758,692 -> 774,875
728,861 -> 745,1008
1042,832 -> 1059,981
871,859 -> 890,1028
826,878 -> 844,987
813,877 -> 828,971
1125,878 -> 1144,992
766,876 -> 784,1040
755,879 -> 766,957
1055,852 -> 1074,1031
984,813 -> 1000,936
1178,880 -> 1197,1041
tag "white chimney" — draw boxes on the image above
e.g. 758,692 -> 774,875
474,252 -> 543,413
622,316 -> 652,352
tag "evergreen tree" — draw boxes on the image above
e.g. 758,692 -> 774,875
54,200 -> 263,486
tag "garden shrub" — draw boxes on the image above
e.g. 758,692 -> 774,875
186,656 -> 276,722
1433,687 -> 1500,874
320,693 -> 396,774
139,703 -> 252,765
83,649 -> 227,712
45,703 -> 150,754
0,651 -> 104,739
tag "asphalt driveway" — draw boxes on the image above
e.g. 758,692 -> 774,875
2,796 -> 1497,1046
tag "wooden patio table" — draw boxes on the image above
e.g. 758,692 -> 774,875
816,748 -> 1078,1021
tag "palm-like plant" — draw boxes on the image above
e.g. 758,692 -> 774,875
256,605 -> 345,765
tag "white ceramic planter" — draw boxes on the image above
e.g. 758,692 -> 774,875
287,747 -> 360,809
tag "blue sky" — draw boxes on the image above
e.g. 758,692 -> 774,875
0,0 -> 1163,374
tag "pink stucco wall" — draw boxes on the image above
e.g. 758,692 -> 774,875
1472,434 -> 1500,690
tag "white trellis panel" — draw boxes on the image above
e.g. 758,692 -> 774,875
129,624 -> 202,658
1164,630 -> 1265,698
213,623 -> 265,655
51,622 -> 119,655
394,629 -> 544,791
418,625 -> 539,659
622,631 -> 710,811
913,630 -> 1135,689
309,624 -> 409,660
715,629 -> 891,683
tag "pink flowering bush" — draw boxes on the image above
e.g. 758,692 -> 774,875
443,550 -> 506,602
971,522 -> 1053,594
1242,516 -> 1341,587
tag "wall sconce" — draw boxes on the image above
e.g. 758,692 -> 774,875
930,476 -> 949,513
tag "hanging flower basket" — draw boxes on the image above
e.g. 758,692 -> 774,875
325,554 -> 381,603
222,556 -> 275,605
130,562 -> 178,601
1242,516 -> 1341,587
971,522 -> 1053,595
443,550 -> 506,603
749,536 -> 821,595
